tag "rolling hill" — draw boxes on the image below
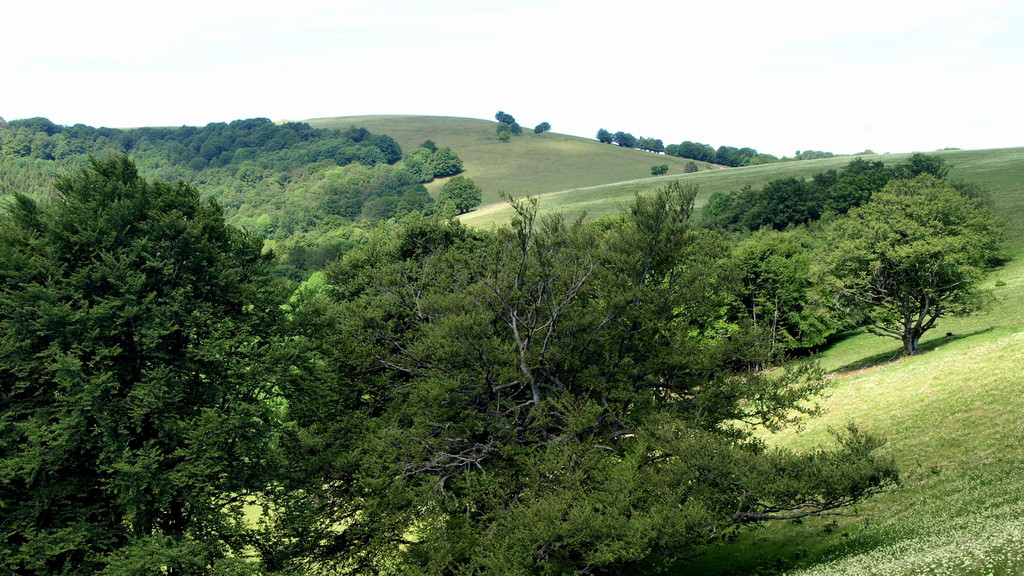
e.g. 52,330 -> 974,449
304,114 -> 717,208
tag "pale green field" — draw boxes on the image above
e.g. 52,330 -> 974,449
304,115 -> 714,206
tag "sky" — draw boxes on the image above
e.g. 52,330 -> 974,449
4,0 -> 1023,157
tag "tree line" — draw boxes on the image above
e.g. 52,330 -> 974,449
595,127 -> 844,167
0,117 -> 484,280
705,153 -> 1001,356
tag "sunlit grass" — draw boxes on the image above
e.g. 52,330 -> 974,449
681,145 -> 1024,574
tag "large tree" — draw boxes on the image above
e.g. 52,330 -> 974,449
437,174 -> 483,214
817,174 -> 1001,355
0,156 -> 285,573
285,182 -> 898,574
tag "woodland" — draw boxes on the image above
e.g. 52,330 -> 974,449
0,115 -> 1007,575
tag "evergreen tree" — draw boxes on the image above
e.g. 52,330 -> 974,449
0,157 -> 286,573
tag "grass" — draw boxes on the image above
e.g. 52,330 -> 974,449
304,115 -> 714,207
676,146 -> 1024,575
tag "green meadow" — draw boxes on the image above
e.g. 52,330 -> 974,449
305,115 -> 716,207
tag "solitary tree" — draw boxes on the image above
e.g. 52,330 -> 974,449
437,174 -> 483,214
0,157 -> 284,572
534,122 -> 551,134
817,175 -> 1001,355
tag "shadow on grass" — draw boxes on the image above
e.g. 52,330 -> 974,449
831,326 -> 996,374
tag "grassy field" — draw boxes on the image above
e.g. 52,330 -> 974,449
304,115 -> 715,206
306,116 -> 1024,574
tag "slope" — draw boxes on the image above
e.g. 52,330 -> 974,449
304,115 -> 714,207
681,146 -> 1024,574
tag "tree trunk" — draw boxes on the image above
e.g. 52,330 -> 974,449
903,330 -> 923,356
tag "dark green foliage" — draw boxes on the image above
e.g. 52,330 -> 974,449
279,183 -> 898,574
495,111 -> 522,136
668,140 -> 718,163
703,157 -> 897,231
816,174 -> 1001,355
651,164 -> 669,175
596,128 -> 613,144
0,157 -> 286,573
0,117 -> 412,237
639,137 -> 665,153
314,163 -> 432,222
534,122 -> 551,134
892,152 -> 950,180
613,131 -> 637,147
495,111 -> 517,125
437,175 -> 483,214
790,150 -> 835,161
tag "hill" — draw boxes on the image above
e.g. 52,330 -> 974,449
458,146 -> 1024,229
304,115 -> 716,206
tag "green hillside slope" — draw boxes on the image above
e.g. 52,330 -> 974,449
461,147 -> 1024,228
304,115 -> 715,206
681,146 -> 1024,574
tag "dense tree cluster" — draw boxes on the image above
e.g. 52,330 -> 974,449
0,117 -> 401,172
706,154 -> 1002,357
0,162 -> 904,575
0,118 -> 471,277
495,110 -> 522,138
703,157 -> 898,231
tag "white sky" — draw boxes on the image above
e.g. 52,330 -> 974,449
4,0 -> 1023,157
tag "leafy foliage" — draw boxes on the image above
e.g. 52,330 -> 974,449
816,175 -> 1002,355
0,157 -> 286,573
703,157 -> 895,231
274,182 -> 899,574
437,175 -> 483,214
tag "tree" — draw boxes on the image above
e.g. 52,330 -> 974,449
596,128 -> 613,144
0,156 -> 285,573
430,146 -> 463,177
612,131 -> 637,148
817,175 -> 1001,355
734,228 -> 833,355
495,110 -> 516,125
437,174 -> 483,214
291,182 -> 898,574
534,122 -> 551,134
650,164 -> 669,175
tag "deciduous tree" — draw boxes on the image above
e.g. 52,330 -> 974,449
817,175 -> 1001,355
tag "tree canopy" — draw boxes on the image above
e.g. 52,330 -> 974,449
816,174 -> 1001,355
0,156 -> 287,573
271,182 -> 899,574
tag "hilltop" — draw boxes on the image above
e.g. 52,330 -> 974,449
304,114 -> 717,207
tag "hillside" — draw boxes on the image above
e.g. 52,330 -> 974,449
458,146 -> 1024,229
304,115 -> 715,206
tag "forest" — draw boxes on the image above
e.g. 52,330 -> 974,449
0,115 -> 1006,574
0,117 -> 477,280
